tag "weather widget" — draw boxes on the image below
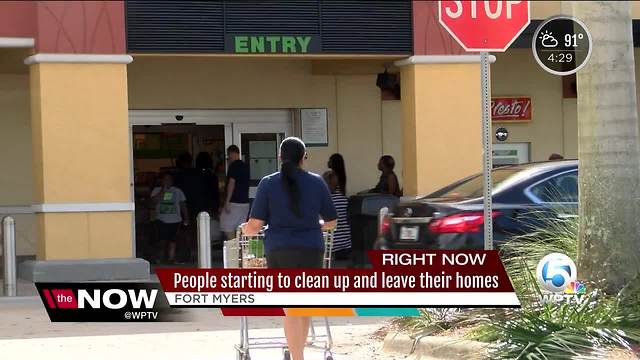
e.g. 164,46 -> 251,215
532,15 -> 592,76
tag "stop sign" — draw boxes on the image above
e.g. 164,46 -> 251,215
439,1 -> 530,52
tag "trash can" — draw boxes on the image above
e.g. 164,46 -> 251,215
348,193 -> 399,268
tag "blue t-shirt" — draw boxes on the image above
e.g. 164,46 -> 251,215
250,169 -> 338,253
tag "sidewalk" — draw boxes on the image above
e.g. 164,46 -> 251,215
0,278 -> 38,297
0,298 -> 400,360
0,325 -> 400,360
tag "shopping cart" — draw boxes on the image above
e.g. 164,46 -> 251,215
225,225 -> 335,360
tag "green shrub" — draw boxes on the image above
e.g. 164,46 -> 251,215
499,212 -> 578,306
398,213 -> 640,359
476,215 -> 640,359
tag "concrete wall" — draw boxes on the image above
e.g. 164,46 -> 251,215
563,99 -> 578,159
491,49 -> 566,161
30,63 -> 133,260
0,73 -> 35,256
0,74 -> 32,204
336,75 -> 383,193
128,57 -> 392,195
400,62 -> 483,195
532,1 -> 640,20
382,100 -> 403,188
491,48 -> 640,162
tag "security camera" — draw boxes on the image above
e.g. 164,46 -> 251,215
175,115 -> 184,121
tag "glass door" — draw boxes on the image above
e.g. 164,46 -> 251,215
492,143 -> 530,166
233,122 -> 292,198
241,132 -> 284,187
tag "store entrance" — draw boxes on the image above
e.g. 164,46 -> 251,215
132,124 -> 226,265
128,109 -> 293,266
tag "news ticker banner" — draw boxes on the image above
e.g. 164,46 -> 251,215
36,250 -> 520,322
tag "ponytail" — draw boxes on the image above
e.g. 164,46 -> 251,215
279,137 -> 306,218
281,160 -> 301,217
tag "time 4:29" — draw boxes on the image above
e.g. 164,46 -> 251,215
547,52 -> 573,63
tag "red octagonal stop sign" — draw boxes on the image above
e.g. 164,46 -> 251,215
439,1 -> 530,52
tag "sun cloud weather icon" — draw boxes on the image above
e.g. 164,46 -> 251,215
540,30 -> 559,48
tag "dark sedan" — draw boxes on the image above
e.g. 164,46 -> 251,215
376,160 -> 578,250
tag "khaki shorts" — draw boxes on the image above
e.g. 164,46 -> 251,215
220,202 -> 251,233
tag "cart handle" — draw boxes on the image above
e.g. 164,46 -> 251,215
238,221 -> 334,236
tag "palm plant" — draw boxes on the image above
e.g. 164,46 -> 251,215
398,209 -> 640,359
474,215 -> 640,359
499,210 -> 578,305
480,292 -> 640,359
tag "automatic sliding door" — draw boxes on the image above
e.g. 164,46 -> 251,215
233,122 -> 291,198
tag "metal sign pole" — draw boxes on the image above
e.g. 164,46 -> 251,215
480,51 -> 494,250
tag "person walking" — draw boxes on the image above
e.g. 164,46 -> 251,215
221,145 -> 251,239
173,151 -> 193,191
242,137 -> 337,360
322,170 -> 352,261
371,155 -> 402,196
189,152 -> 219,215
327,153 -> 347,195
171,152 -> 219,263
150,172 -> 189,264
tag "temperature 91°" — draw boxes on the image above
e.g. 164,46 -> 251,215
532,15 -> 593,76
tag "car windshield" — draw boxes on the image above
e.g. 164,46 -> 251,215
425,168 -> 521,199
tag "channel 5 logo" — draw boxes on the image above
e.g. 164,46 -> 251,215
536,253 -> 577,293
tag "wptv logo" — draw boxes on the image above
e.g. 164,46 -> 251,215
36,283 -> 176,322
536,253 -> 586,304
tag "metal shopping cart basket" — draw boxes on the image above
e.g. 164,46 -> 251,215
225,225 -> 335,360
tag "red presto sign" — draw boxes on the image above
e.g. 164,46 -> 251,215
491,97 -> 532,121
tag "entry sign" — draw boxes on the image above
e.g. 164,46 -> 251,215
438,1 -> 530,51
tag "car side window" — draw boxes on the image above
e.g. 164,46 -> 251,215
528,171 -> 578,203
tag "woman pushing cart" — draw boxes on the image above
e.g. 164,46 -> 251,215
240,137 -> 338,360
233,225 -> 336,360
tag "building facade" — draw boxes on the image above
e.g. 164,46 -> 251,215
0,1 -> 638,279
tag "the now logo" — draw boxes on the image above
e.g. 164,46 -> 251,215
41,288 -> 158,310
37,283 -> 173,322
78,289 -> 158,309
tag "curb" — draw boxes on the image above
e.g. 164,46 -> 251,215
383,332 -> 487,359
0,295 -> 41,304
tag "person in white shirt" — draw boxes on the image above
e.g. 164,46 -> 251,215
150,172 -> 189,264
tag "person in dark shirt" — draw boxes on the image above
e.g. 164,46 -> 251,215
172,152 -> 219,263
220,145 -> 250,239
172,152 -> 193,192
327,153 -> 347,195
242,137 -> 337,360
371,155 -> 402,197
190,152 -> 220,217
